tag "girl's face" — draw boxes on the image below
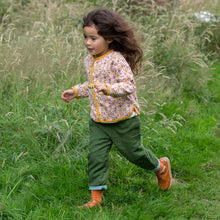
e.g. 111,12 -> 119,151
83,25 -> 112,58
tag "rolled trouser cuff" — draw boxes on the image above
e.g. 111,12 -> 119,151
89,185 -> 107,190
150,159 -> 160,172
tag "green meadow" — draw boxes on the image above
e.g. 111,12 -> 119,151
0,0 -> 219,219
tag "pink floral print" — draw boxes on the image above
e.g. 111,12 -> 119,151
73,50 -> 140,123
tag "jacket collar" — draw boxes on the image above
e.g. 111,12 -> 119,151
91,49 -> 113,61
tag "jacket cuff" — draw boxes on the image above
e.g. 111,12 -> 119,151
105,84 -> 110,96
71,87 -> 79,99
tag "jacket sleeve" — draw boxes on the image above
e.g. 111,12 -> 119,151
72,81 -> 89,99
106,55 -> 136,97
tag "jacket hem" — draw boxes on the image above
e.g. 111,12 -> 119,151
93,106 -> 140,123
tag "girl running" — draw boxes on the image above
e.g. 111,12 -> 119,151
61,8 -> 172,209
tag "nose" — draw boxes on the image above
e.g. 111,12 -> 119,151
84,38 -> 91,46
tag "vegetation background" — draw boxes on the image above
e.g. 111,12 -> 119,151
0,0 -> 219,219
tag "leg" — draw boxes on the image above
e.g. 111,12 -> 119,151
77,119 -> 112,209
88,119 -> 112,190
111,116 -> 172,190
111,116 -> 159,170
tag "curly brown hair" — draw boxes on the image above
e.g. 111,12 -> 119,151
83,8 -> 143,75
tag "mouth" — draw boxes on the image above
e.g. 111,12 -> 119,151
87,48 -> 94,53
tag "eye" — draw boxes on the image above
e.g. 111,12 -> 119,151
83,34 -> 87,39
91,37 -> 97,41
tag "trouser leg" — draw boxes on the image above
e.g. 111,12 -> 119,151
111,116 -> 159,171
88,119 -> 112,190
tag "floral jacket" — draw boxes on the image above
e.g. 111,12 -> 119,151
72,50 -> 140,123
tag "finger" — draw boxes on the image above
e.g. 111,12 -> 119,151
61,95 -> 68,100
95,86 -> 100,92
95,84 -> 102,91
62,92 -> 67,97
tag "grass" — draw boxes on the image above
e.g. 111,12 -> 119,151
0,0 -> 220,219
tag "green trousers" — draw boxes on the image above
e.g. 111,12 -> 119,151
88,116 -> 159,190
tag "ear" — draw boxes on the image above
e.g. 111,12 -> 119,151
106,39 -> 113,44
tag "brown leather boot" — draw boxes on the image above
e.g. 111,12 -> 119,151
155,157 -> 172,190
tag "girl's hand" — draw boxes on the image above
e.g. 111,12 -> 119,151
61,89 -> 76,103
95,82 -> 107,95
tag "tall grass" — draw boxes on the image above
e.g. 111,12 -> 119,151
0,0 -> 220,219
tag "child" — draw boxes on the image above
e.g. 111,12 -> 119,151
61,8 -> 172,209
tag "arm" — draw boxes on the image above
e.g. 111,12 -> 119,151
61,89 -> 76,103
104,56 -> 136,97
61,81 -> 89,103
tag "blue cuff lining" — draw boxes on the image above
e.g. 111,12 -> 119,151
150,159 -> 160,172
89,185 -> 107,190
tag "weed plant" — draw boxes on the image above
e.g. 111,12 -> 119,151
0,0 -> 220,219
